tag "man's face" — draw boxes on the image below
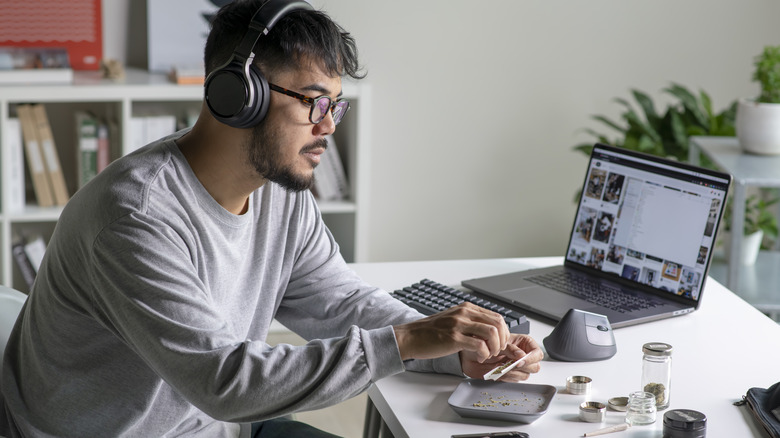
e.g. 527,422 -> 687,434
244,63 -> 342,192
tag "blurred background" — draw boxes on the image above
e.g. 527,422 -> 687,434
103,0 -> 780,262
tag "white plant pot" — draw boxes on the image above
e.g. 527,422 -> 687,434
736,98 -> 780,155
723,229 -> 764,265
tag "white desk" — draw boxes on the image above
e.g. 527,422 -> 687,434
350,257 -> 780,438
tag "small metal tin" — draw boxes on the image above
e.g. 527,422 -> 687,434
608,396 -> 629,412
567,375 -> 592,395
663,409 -> 707,437
579,401 -> 606,422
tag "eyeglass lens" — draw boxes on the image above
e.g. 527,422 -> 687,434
311,97 -> 349,125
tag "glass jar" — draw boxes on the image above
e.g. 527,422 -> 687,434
641,342 -> 673,410
626,391 -> 657,425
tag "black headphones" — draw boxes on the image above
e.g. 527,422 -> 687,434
204,0 -> 314,129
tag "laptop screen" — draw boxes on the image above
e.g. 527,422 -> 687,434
565,144 -> 731,302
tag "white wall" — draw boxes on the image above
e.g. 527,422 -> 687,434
105,1 -> 780,263
312,0 -> 780,262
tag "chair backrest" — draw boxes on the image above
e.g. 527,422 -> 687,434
0,285 -> 26,438
0,286 -> 26,366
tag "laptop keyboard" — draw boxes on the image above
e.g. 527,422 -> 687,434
526,271 -> 662,313
390,279 -> 530,334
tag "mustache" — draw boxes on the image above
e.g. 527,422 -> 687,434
300,138 -> 328,154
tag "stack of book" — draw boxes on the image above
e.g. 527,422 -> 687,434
16,104 -> 70,207
74,111 -> 114,189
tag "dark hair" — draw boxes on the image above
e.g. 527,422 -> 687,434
204,0 -> 364,80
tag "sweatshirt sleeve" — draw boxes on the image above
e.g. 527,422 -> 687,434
272,195 -> 465,378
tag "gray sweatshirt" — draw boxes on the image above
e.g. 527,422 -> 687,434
1,131 -> 460,437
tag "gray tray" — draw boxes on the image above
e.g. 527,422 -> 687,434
448,379 -> 556,423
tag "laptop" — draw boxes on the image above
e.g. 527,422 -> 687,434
462,143 -> 732,328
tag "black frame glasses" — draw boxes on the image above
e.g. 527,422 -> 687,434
268,83 -> 350,126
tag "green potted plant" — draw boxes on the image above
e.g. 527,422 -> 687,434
722,191 -> 780,264
573,83 -> 736,163
736,45 -> 780,155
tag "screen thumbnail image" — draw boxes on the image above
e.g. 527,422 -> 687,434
697,246 -> 709,265
704,198 -> 721,237
603,172 -> 625,204
568,247 -> 587,264
640,267 -> 659,286
585,168 -> 607,200
661,261 -> 682,281
621,264 -> 641,281
587,247 -> 605,269
677,267 -> 702,299
573,207 -> 597,245
607,244 -> 625,264
593,211 -> 615,243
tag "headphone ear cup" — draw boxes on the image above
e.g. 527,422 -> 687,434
238,62 -> 270,128
204,61 -> 270,129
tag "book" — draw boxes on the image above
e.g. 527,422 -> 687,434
97,122 -> 111,172
16,105 -> 54,207
11,236 -> 36,290
324,136 -> 350,200
312,153 -> 338,201
4,118 -> 25,212
75,111 -> 99,189
0,47 -> 73,84
30,104 -> 70,205
24,235 -> 47,273
128,114 -> 178,153
169,64 -> 205,85
313,136 -> 350,201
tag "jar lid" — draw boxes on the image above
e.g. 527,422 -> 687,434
608,396 -> 629,411
642,342 -> 673,356
663,409 -> 707,430
566,375 -> 592,395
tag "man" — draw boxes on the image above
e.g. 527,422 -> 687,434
1,1 -> 542,436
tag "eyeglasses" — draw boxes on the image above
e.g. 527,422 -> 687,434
268,83 -> 350,126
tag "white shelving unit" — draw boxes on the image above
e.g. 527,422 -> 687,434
689,136 -> 780,319
0,68 -> 370,292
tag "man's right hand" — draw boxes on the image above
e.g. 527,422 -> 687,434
392,302 -> 511,363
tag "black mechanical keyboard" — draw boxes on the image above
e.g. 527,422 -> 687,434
390,279 -> 530,334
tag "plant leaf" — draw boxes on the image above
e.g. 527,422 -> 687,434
573,143 -> 594,156
591,115 -> 626,134
624,109 -> 662,144
665,83 -> 709,129
700,90 -> 714,120
631,89 -> 660,126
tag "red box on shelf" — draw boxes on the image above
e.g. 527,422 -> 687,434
0,0 -> 102,71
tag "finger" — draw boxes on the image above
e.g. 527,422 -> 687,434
442,304 -> 501,358
455,333 -> 493,362
500,369 -> 531,382
522,346 -> 544,364
511,353 -> 543,376
459,303 -> 510,355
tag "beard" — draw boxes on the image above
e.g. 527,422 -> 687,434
245,119 -> 326,193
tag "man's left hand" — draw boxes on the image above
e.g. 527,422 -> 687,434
460,334 -> 543,381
